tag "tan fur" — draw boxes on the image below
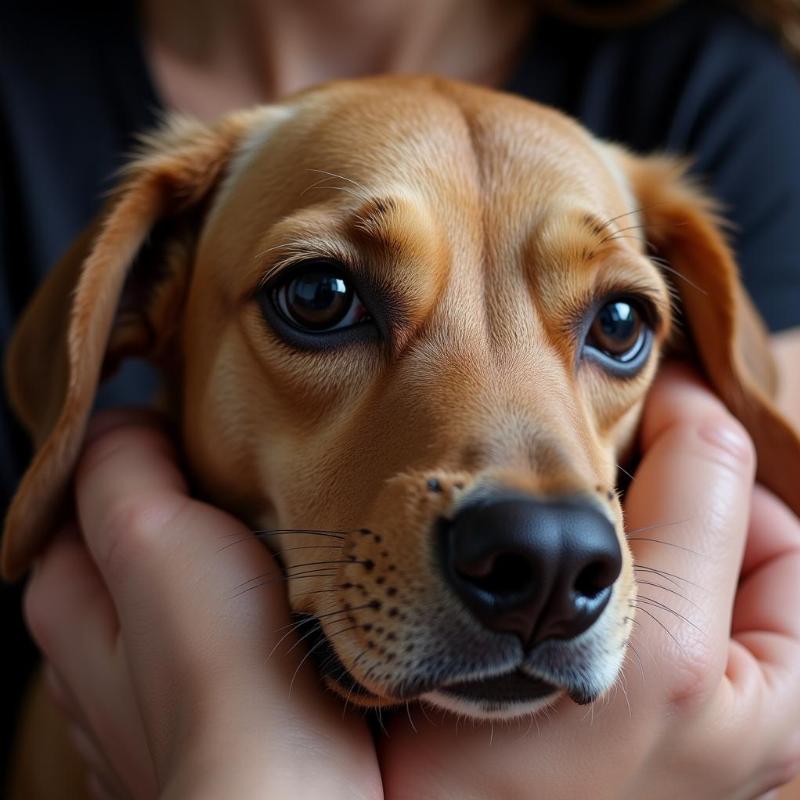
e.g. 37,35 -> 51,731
4,77 -> 800,797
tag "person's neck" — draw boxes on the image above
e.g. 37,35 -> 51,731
141,0 -> 534,119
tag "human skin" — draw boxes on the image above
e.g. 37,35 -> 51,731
23,366 -> 800,799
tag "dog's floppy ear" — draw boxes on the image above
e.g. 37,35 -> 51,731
2,111 -> 261,579
619,151 -> 800,517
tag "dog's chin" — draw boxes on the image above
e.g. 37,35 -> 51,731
299,614 -> 603,720
421,672 -> 562,720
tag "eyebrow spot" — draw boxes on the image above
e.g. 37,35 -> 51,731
348,196 -> 405,256
353,197 -> 397,232
580,213 -> 610,239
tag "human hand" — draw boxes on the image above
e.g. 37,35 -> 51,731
24,410 -> 382,800
379,366 -> 800,800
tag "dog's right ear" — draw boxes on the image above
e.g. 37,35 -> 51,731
2,110 -> 266,579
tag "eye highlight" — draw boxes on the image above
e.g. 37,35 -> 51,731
582,297 -> 653,375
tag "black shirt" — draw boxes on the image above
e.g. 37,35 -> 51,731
2,0 -> 800,776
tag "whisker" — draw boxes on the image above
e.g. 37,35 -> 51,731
288,604 -> 373,649
624,638 -> 646,682
289,587 -> 343,600
616,463 -> 635,481
303,169 -> 372,202
271,604 -> 359,636
599,223 -> 647,245
625,518 -> 691,536
281,544 -> 344,553
419,702 -> 438,727
632,596 -> 703,634
406,702 -> 418,734
601,233 -> 653,248
285,610 -> 364,656
634,580 -> 699,608
649,256 -> 708,296
218,528 -> 348,552
308,168 -> 369,191
267,616 -> 329,662
375,704 -> 389,737
289,623 -> 360,697
618,673 -> 633,718
630,605 -> 684,651
228,570 -> 338,598
285,559 -> 368,571
335,647 -> 372,718
251,529 -> 348,539
633,564 -> 705,591
599,206 -> 650,230
627,537 -> 701,556
233,564 -> 344,593
301,182 -> 365,201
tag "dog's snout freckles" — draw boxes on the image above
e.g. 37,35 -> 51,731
178,79 -> 658,717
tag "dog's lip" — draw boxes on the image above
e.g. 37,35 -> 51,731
297,613 -> 582,707
440,670 -> 558,704
295,613 -> 379,700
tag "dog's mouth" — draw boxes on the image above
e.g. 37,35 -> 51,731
293,613 -> 566,710
438,671 -> 557,704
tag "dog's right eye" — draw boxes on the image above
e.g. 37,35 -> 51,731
582,296 -> 654,376
259,260 -> 377,347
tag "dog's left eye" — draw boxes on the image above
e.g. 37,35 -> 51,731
270,261 -> 370,333
583,298 -> 652,373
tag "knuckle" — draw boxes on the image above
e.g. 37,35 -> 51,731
666,640 -> 726,714
695,413 -> 756,474
96,497 -> 172,579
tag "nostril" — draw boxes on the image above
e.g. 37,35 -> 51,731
457,552 -> 534,598
573,559 -> 616,600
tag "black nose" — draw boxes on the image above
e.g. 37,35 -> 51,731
439,495 -> 622,646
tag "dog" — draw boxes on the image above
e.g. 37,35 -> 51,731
4,76 -> 800,797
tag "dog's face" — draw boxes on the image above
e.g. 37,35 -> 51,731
5,78 -> 799,719
181,81 -> 667,716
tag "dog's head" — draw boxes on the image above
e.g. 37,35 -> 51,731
5,77 -> 799,718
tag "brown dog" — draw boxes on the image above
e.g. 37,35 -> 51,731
5,76 -> 800,795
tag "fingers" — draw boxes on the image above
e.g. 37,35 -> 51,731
25,528 -> 158,798
75,411 -> 190,585
734,486 -> 800,643
75,410 -> 285,637
72,411 -> 293,727
624,365 -> 756,698
25,526 -> 117,675
729,485 -> 800,760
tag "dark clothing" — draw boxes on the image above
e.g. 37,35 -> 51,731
2,0 -> 800,777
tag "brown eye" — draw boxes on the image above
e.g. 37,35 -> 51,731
273,262 -> 368,332
584,298 -> 651,372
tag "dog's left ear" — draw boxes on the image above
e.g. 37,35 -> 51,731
2,110 -> 268,579
617,150 -> 800,517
